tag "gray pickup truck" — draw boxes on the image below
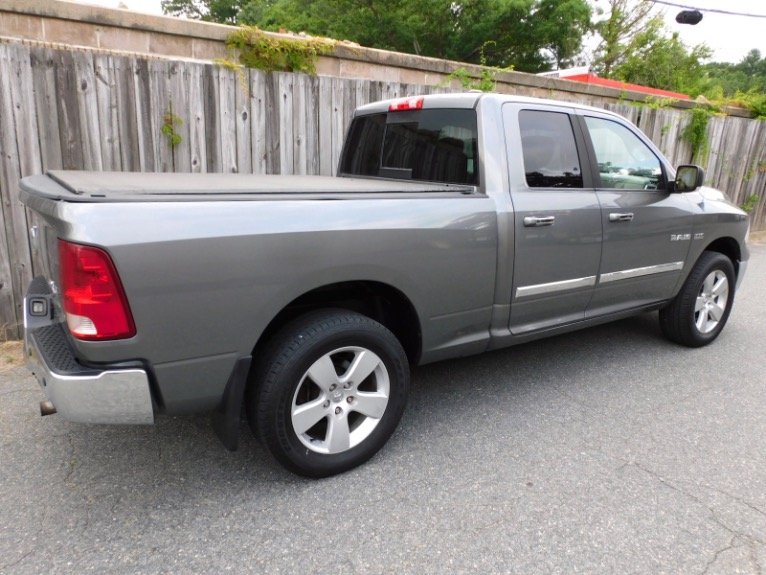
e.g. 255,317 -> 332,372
20,93 -> 750,477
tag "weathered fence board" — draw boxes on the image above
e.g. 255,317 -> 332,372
218,67 -> 238,174
187,64 -> 207,173
278,73 -> 295,175
308,76 -> 320,176
330,77 -> 346,176
0,42 -> 765,337
0,47 -> 20,339
114,57 -> 141,172
149,60 -> 172,173
74,51 -> 104,171
11,49 -> 50,291
264,71 -> 281,174
30,49 -> 63,173
55,51 -> 84,170
250,69 -> 267,175
134,59 -> 157,172
9,46 -> 44,287
0,45 -> 34,338
318,75 -> 333,176
749,125 -> 766,226
234,68 -> 252,175
94,55 -> 122,171
169,61 -> 193,173
292,74 -> 308,175
657,108 -> 691,166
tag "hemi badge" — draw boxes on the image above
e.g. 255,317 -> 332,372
694,233 -> 705,240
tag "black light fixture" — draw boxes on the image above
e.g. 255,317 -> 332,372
676,10 -> 703,25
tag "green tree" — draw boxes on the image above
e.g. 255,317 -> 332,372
532,0 -> 593,69
610,19 -> 712,96
168,0 -> 592,73
739,49 -> 766,78
703,49 -> 766,96
589,0 -> 716,96
591,0 -> 658,78
162,0 -> 243,23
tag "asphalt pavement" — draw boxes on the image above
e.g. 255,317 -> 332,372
2,240 -> 765,575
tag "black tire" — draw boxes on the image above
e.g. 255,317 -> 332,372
659,251 -> 736,347
247,309 -> 409,478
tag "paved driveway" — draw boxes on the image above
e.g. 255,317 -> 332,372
2,240 -> 765,575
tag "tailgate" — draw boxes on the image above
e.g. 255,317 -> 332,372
19,177 -> 70,333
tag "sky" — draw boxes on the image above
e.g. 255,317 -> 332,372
655,0 -> 766,63
71,0 -> 766,64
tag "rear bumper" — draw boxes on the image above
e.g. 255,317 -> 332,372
24,319 -> 154,425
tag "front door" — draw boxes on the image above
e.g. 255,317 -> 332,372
578,113 -> 694,316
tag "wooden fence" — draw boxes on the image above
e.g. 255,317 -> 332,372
1,42 -> 765,338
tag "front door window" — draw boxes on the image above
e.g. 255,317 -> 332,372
584,117 -> 664,190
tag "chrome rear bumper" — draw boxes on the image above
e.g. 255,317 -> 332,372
24,320 -> 154,425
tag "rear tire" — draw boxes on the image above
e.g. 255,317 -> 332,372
659,251 -> 735,347
247,309 -> 409,478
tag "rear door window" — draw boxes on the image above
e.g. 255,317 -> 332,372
519,110 -> 583,188
340,109 -> 479,185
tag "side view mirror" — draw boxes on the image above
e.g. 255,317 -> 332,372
674,165 -> 705,192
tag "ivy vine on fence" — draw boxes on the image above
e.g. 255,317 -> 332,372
681,107 -> 711,165
161,101 -> 183,149
439,41 -> 512,92
225,26 -> 335,75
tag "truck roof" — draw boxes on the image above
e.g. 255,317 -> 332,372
354,92 -> 622,119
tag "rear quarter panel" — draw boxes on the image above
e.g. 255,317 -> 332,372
52,197 -> 498,412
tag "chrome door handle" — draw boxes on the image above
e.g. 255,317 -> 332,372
523,216 -> 556,227
609,212 -> 634,222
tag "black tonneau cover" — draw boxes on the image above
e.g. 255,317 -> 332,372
20,171 -> 478,203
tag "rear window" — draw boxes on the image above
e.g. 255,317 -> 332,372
340,109 -> 479,186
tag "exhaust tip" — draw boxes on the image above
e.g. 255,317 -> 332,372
40,400 -> 57,416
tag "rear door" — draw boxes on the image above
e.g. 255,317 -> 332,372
577,112 -> 694,316
503,104 -> 602,335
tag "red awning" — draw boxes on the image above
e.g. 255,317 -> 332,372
564,74 -> 690,100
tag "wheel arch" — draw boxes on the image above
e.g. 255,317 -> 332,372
250,281 -> 422,367
702,237 -> 741,277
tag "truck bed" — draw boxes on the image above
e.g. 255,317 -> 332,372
20,171 -> 477,203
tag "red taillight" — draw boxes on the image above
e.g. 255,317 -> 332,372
58,240 -> 136,341
389,96 -> 424,112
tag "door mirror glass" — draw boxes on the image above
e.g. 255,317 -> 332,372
675,165 -> 705,192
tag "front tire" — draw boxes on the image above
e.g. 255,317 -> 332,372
247,309 -> 409,478
659,251 -> 736,347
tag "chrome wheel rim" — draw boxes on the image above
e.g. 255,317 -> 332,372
694,270 -> 729,334
291,346 -> 390,454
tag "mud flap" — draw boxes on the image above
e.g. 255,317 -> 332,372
211,356 -> 252,451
